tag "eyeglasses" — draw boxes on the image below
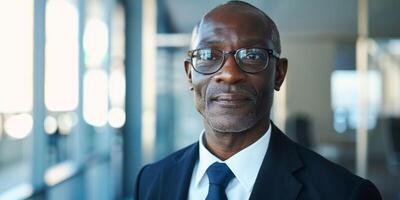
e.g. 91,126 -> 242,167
187,47 -> 280,75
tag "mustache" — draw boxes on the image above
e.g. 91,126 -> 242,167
207,84 -> 257,100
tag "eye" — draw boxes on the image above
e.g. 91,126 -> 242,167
238,48 -> 267,63
245,53 -> 261,60
240,52 -> 264,62
197,49 -> 218,61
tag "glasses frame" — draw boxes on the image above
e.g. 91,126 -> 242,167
187,47 -> 280,75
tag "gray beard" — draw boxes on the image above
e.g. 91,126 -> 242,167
203,110 -> 259,133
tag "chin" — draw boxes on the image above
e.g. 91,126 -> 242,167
206,115 -> 258,133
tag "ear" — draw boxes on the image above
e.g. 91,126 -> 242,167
184,60 -> 193,90
274,58 -> 288,91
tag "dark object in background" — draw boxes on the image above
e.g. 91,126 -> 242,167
384,117 -> 400,175
285,114 -> 314,149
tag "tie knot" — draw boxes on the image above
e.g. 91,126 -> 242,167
206,162 -> 234,187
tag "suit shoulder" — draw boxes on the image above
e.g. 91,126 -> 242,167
293,143 -> 381,198
135,142 -> 198,199
145,142 -> 198,171
137,142 -> 197,184
295,143 -> 361,183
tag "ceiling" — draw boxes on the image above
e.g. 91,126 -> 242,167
162,0 -> 400,38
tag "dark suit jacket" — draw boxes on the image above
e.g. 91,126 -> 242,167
135,124 -> 382,200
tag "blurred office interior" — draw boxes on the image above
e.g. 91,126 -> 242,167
0,0 -> 399,199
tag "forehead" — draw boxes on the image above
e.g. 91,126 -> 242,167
192,5 -> 273,48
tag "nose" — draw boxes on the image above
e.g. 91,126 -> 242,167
213,54 -> 246,84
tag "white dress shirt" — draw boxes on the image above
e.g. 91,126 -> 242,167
188,125 -> 271,200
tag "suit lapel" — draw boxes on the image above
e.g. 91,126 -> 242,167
159,143 -> 199,200
250,123 -> 303,200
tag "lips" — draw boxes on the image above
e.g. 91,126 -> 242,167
211,93 -> 254,107
214,93 -> 251,101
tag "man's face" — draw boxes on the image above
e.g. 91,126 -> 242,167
185,6 -> 287,133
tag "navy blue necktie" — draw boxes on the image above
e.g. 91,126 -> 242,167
206,162 -> 235,200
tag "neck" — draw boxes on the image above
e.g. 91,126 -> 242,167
203,118 -> 270,161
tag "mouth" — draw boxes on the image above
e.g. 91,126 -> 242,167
211,93 -> 254,108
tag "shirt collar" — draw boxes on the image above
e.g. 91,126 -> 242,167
194,124 -> 271,192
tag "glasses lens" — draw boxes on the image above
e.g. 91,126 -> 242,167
236,48 -> 269,72
192,49 -> 223,74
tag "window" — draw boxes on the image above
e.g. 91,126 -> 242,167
45,0 -> 80,165
0,0 -> 34,191
83,0 -> 110,127
331,70 -> 382,133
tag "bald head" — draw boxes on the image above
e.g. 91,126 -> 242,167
191,1 -> 281,54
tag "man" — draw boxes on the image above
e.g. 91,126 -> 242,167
135,1 -> 382,199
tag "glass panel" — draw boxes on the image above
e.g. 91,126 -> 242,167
83,0 -> 109,127
83,69 -> 109,127
109,4 -> 126,129
0,1 -> 33,113
331,70 -> 382,133
155,47 -> 203,159
44,0 -> 80,166
0,0 -> 33,191
367,39 -> 400,199
84,18 -> 109,68
45,0 -> 79,112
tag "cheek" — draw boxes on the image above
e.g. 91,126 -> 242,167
252,73 -> 275,108
259,84 -> 274,108
192,75 -> 211,113
193,86 -> 204,112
